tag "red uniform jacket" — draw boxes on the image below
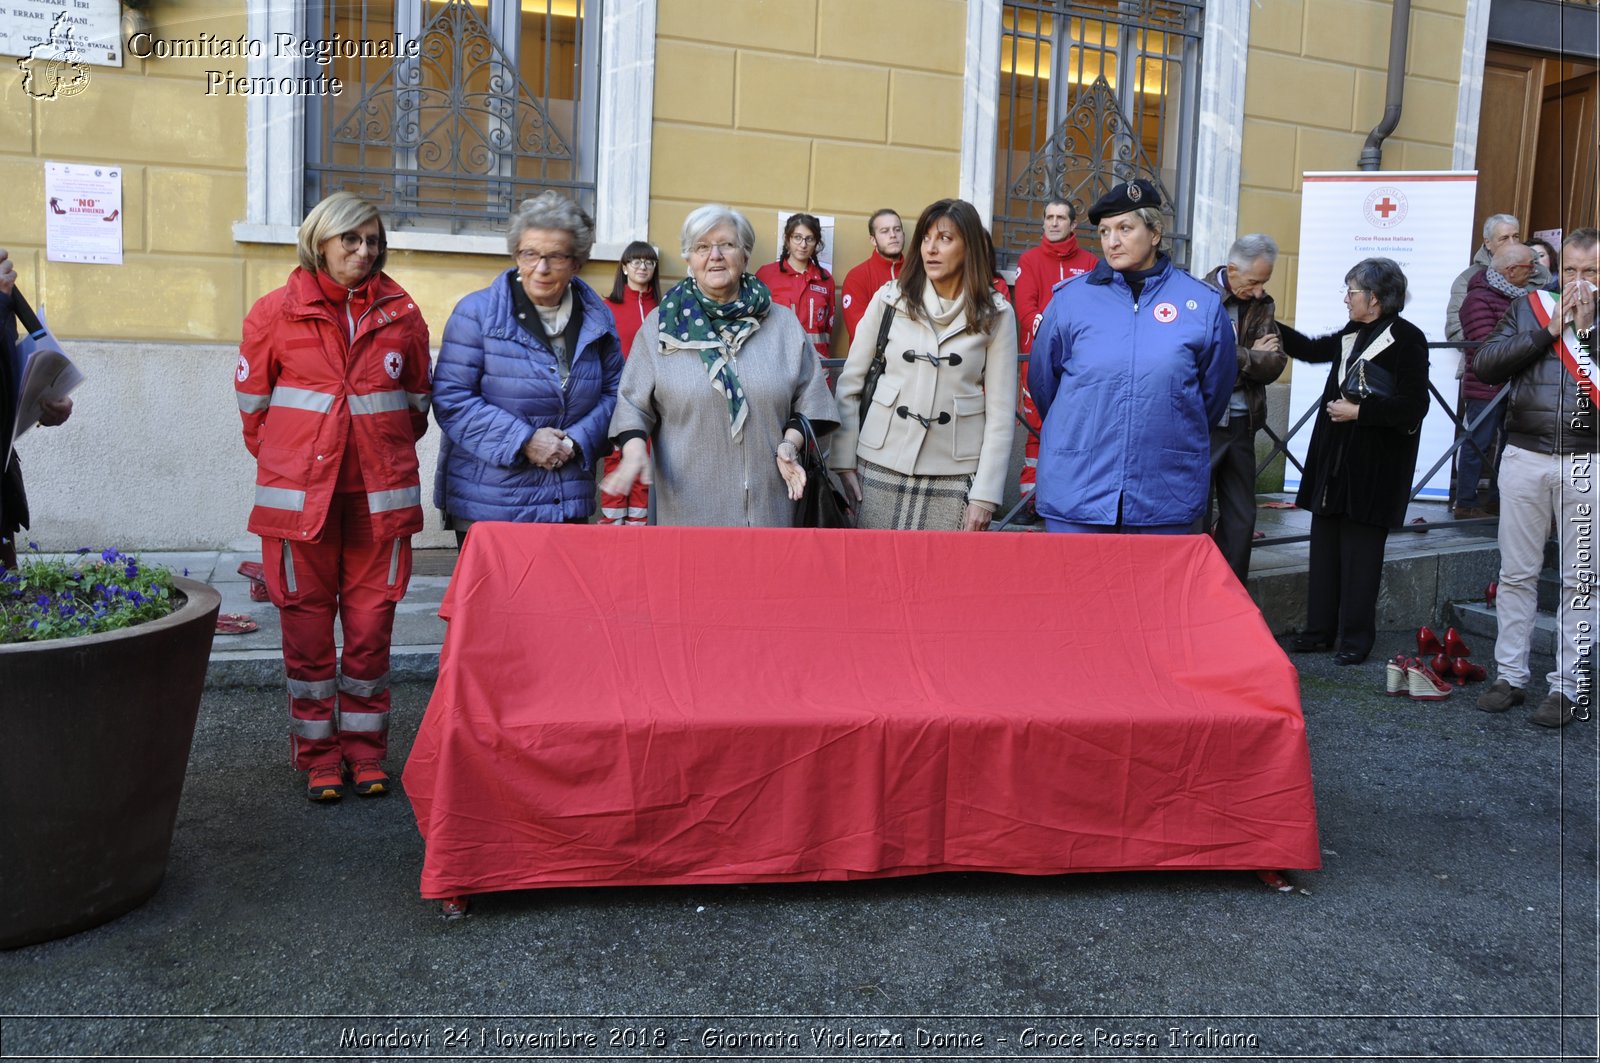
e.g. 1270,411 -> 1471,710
840,250 -> 904,340
756,258 -> 835,358
236,268 -> 432,542
605,287 -> 658,359
1013,234 -> 1098,351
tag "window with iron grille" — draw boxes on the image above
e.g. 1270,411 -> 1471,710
304,0 -> 598,236
994,0 -> 1205,271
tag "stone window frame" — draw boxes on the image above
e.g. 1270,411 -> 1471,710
960,0 -> 1252,273
232,0 -> 656,260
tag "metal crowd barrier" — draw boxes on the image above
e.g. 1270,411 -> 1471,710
822,341 -> 1499,539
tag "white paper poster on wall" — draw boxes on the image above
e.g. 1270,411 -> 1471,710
769,212 -> 835,275
1287,172 -> 1478,500
45,161 -> 123,264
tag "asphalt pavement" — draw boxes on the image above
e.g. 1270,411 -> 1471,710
1,630 -> 1595,1062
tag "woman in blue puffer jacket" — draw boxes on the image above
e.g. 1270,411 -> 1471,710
433,192 -> 624,542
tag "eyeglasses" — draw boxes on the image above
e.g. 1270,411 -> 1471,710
789,234 -> 818,246
689,242 -> 741,259
515,249 -> 575,269
1341,287 -> 1369,298
626,258 -> 656,269
339,232 -> 383,252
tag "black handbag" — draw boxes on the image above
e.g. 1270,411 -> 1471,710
856,303 -> 897,427
793,414 -> 853,529
1340,357 -> 1395,402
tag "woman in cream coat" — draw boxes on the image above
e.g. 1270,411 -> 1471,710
831,199 -> 1018,530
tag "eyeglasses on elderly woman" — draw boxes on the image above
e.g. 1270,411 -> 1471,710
514,249 -> 576,269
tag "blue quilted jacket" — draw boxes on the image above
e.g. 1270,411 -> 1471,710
432,273 -> 623,523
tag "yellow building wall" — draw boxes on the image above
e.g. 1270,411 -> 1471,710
0,0 -> 518,348
1239,0 -> 1469,325
651,0 -> 968,354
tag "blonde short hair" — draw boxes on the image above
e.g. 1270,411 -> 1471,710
297,191 -> 387,276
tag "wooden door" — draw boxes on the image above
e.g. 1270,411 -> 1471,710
1474,47 -> 1545,235
1531,69 -> 1599,236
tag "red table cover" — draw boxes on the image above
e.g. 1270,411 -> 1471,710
405,524 -> 1319,898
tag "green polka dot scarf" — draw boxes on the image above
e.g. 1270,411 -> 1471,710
658,273 -> 772,440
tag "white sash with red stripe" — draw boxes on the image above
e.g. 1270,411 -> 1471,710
1527,290 -> 1599,406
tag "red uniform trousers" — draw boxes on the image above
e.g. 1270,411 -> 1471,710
1019,366 -> 1041,496
262,491 -> 412,770
598,448 -> 650,525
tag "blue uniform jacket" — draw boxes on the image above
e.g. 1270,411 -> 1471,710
1027,257 -> 1236,526
432,273 -> 623,524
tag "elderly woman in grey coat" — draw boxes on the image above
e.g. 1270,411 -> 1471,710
602,204 -> 837,526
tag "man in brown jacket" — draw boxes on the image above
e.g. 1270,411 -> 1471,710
1201,233 -> 1287,583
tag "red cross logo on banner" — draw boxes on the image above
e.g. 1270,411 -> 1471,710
1153,302 -> 1178,324
1373,197 -> 1399,219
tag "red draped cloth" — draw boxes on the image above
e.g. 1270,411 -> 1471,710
405,524 -> 1319,898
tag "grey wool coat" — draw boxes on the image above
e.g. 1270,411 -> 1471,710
608,303 -> 838,527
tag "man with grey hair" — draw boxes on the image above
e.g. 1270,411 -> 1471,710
1200,233 -> 1286,583
1446,213 -> 1551,341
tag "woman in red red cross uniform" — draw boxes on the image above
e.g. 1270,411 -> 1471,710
235,191 -> 432,802
755,211 -> 836,360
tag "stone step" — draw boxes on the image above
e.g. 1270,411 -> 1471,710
1448,600 -> 1561,658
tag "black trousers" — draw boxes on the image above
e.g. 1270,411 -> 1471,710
1305,513 -> 1390,658
1207,419 -> 1257,583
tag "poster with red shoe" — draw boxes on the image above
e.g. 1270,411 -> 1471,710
44,161 -> 123,264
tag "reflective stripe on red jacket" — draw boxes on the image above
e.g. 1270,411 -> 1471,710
236,267 -> 431,541
756,258 -> 835,358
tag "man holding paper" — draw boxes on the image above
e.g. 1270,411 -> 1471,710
1473,227 -> 1599,728
1,247 -> 74,570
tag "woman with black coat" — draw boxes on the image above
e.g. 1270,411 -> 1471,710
1281,257 -> 1430,665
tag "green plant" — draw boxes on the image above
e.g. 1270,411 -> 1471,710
1,545 -> 178,644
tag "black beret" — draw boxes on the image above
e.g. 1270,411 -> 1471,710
1087,179 -> 1162,225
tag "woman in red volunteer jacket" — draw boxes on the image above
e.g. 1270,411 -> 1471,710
600,240 -> 660,524
235,191 -> 431,802
755,212 -> 835,360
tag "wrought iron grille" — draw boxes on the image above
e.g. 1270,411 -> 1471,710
995,0 -> 1205,271
305,0 -> 596,235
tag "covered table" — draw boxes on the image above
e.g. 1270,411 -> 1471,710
405,524 -> 1319,898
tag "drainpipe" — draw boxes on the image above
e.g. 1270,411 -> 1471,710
1358,0 -> 1412,171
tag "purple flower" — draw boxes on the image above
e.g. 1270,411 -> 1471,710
35,594 -> 50,608
102,548 -> 120,563
124,563 -> 139,579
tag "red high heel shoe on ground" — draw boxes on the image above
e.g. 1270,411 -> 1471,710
1417,626 -> 1445,657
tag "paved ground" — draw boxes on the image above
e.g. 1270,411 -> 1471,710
1,631 -> 1594,1062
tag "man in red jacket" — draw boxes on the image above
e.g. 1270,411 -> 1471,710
1013,197 -> 1099,507
840,209 -> 904,341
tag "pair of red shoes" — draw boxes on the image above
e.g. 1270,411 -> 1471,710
1418,625 -> 1487,686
